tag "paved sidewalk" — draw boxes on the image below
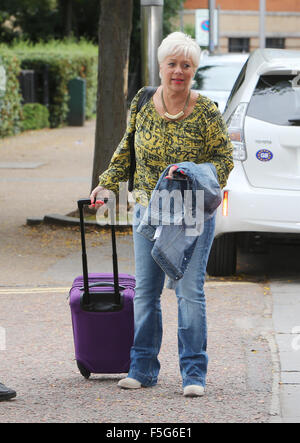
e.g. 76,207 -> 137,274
0,121 -> 298,423
270,280 -> 300,423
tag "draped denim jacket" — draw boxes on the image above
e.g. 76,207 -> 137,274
136,162 -> 222,283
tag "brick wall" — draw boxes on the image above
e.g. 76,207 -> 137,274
184,0 -> 300,12
269,0 -> 300,11
184,0 -> 258,10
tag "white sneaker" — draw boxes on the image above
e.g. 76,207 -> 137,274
117,377 -> 142,389
183,385 -> 205,397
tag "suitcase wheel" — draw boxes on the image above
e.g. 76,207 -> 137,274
77,361 -> 91,379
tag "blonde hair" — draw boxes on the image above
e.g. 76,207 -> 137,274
157,32 -> 201,68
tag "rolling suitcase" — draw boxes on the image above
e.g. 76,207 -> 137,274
69,198 -> 135,379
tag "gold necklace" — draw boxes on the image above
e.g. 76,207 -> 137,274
161,89 -> 191,120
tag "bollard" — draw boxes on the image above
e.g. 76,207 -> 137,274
67,77 -> 86,126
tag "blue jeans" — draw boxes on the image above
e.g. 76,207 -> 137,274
128,205 -> 216,388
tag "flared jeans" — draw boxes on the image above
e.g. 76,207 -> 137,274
128,204 -> 216,388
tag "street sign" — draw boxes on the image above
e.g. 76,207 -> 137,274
195,9 -> 218,47
201,20 -> 209,32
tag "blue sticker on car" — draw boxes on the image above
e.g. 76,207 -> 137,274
256,149 -> 273,162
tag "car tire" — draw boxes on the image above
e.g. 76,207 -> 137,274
206,233 -> 237,276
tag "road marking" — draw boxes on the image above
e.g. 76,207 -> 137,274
205,280 -> 258,286
0,162 -> 45,169
0,281 -> 258,295
0,287 -> 70,295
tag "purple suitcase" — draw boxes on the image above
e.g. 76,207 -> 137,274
69,199 -> 135,379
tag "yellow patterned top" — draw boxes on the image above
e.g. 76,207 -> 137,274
98,87 -> 234,206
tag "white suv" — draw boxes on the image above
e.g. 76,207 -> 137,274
207,48 -> 300,276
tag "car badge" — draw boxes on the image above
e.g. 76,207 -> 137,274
256,149 -> 273,162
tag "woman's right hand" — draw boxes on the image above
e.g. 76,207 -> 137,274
89,185 -> 110,209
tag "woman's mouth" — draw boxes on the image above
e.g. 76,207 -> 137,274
172,79 -> 184,84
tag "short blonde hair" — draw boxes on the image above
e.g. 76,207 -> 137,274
157,32 -> 201,68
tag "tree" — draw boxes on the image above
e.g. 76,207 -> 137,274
0,0 -> 100,43
91,0 -> 133,190
0,0 -> 61,42
0,0 -> 182,46
59,0 -> 73,37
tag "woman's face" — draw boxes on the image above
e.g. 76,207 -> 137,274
159,53 -> 196,92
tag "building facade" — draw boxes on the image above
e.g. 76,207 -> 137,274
182,0 -> 300,52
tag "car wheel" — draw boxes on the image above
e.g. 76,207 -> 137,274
206,233 -> 237,276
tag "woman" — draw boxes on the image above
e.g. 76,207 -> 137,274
90,32 -> 233,397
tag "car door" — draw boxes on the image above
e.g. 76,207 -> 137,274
243,72 -> 300,191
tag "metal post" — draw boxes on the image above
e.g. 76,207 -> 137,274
208,0 -> 216,54
209,0 -> 215,54
259,0 -> 266,49
141,0 -> 164,86
179,0 -> 184,32
217,5 -> 221,52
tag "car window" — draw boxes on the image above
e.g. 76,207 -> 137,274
192,64 -> 244,91
225,59 -> 248,111
247,74 -> 300,126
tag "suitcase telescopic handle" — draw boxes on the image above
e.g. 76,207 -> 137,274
77,198 -> 121,306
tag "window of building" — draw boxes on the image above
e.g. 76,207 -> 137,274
228,38 -> 250,53
266,38 -> 285,49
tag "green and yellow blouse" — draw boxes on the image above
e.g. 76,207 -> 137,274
98,87 -> 234,206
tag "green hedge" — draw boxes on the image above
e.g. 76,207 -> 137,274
0,53 -> 23,138
22,103 -> 49,131
0,40 -> 98,135
17,40 -> 98,128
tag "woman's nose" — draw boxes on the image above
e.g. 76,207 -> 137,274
174,65 -> 183,74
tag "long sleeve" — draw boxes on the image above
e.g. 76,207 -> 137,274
203,103 -> 234,189
98,88 -> 144,194
98,91 -> 234,205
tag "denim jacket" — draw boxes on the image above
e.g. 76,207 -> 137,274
136,162 -> 222,284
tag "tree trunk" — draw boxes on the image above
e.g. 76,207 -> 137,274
65,0 -> 73,36
59,0 -> 73,37
91,0 -> 133,191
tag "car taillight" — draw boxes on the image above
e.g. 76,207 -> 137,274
227,103 -> 248,161
222,190 -> 229,217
